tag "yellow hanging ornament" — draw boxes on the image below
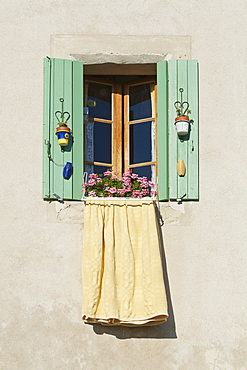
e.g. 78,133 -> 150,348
177,159 -> 186,177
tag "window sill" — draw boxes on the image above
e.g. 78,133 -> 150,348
82,197 -> 156,201
46,199 -> 186,225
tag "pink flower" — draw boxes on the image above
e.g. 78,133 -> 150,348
140,182 -> 149,188
97,178 -> 102,183
131,173 -> 139,179
88,179 -> 97,186
132,190 -> 142,198
122,176 -> 130,181
88,191 -> 96,196
118,188 -> 126,196
123,179 -> 131,187
104,169 -> 112,176
108,187 -> 117,194
138,176 -> 149,188
141,189 -> 149,196
151,190 -> 157,196
148,181 -> 154,187
89,173 -> 98,179
110,174 -> 118,179
123,169 -> 132,177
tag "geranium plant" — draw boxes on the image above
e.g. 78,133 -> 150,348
82,169 -> 156,198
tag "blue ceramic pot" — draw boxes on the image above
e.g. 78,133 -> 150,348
63,162 -> 73,179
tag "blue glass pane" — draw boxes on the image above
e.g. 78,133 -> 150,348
129,83 -> 152,121
94,122 -> 112,163
87,82 -> 112,120
85,121 -> 112,164
88,165 -> 111,176
130,121 -> 152,164
132,166 -> 152,181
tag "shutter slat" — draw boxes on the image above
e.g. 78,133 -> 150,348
72,61 -> 84,200
167,60 -> 179,199
157,61 -> 169,201
43,58 -> 51,198
53,59 -> 65,199
187,60 -> 199,199
177,60 -> 189,199
63,59 -> 73,199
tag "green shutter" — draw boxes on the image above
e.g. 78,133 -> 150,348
157,60 -> 199,201
43,57 -> 84,200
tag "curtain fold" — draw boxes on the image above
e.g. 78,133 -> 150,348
82,199 -> 168,326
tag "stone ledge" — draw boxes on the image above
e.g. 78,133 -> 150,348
46,200 -> 187,225
50,34 -> 191,60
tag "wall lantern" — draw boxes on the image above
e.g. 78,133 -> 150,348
174,88 -> 191,136
55,98 -> 71,147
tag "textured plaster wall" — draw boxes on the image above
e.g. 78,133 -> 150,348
1,0 -> 247,369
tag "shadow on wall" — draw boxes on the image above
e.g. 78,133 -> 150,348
88,205 -> 177,339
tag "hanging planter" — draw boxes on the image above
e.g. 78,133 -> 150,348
174,115 -> 190,136
174,88 -> 191,136
56,125 -> 71,146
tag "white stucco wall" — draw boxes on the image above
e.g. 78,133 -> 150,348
1,0 -> 247,369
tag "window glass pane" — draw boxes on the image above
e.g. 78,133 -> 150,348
87,82 -> 112,120
86,164 -> 111,176
130,121 -> 152,164
94,122 -> 111,163
131,165 -> 153,181
129,83 -> 152,121
85,121 -> 112,164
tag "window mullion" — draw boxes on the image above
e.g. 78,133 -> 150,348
112,82 -> 122,178
123,84 -> 129,174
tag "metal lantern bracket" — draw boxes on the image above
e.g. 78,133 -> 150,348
55,98 -> 71,125
174,87 -> 193,139
174,88 -> 190,116
55,98 -> 72,148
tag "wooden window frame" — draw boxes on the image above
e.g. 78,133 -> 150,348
84,75 -> 157,181
84,76 -> 122,178
123,77 -> 157,178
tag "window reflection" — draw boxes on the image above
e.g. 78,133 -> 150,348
129,83 -> 152,121
131,165 -> 153,181
85,121 -> 112,164
130,121 -> 152,164
86,164 -> 111,176
87,82 -> 112,120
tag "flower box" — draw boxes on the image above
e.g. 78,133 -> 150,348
82,169 -> 156,199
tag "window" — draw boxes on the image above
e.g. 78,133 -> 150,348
84,76 -> 156,183
43,58 -> 199,201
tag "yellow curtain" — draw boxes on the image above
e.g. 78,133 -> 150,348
82,199 -> 168,326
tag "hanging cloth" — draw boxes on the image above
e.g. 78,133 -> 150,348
82,199 -> 168,326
